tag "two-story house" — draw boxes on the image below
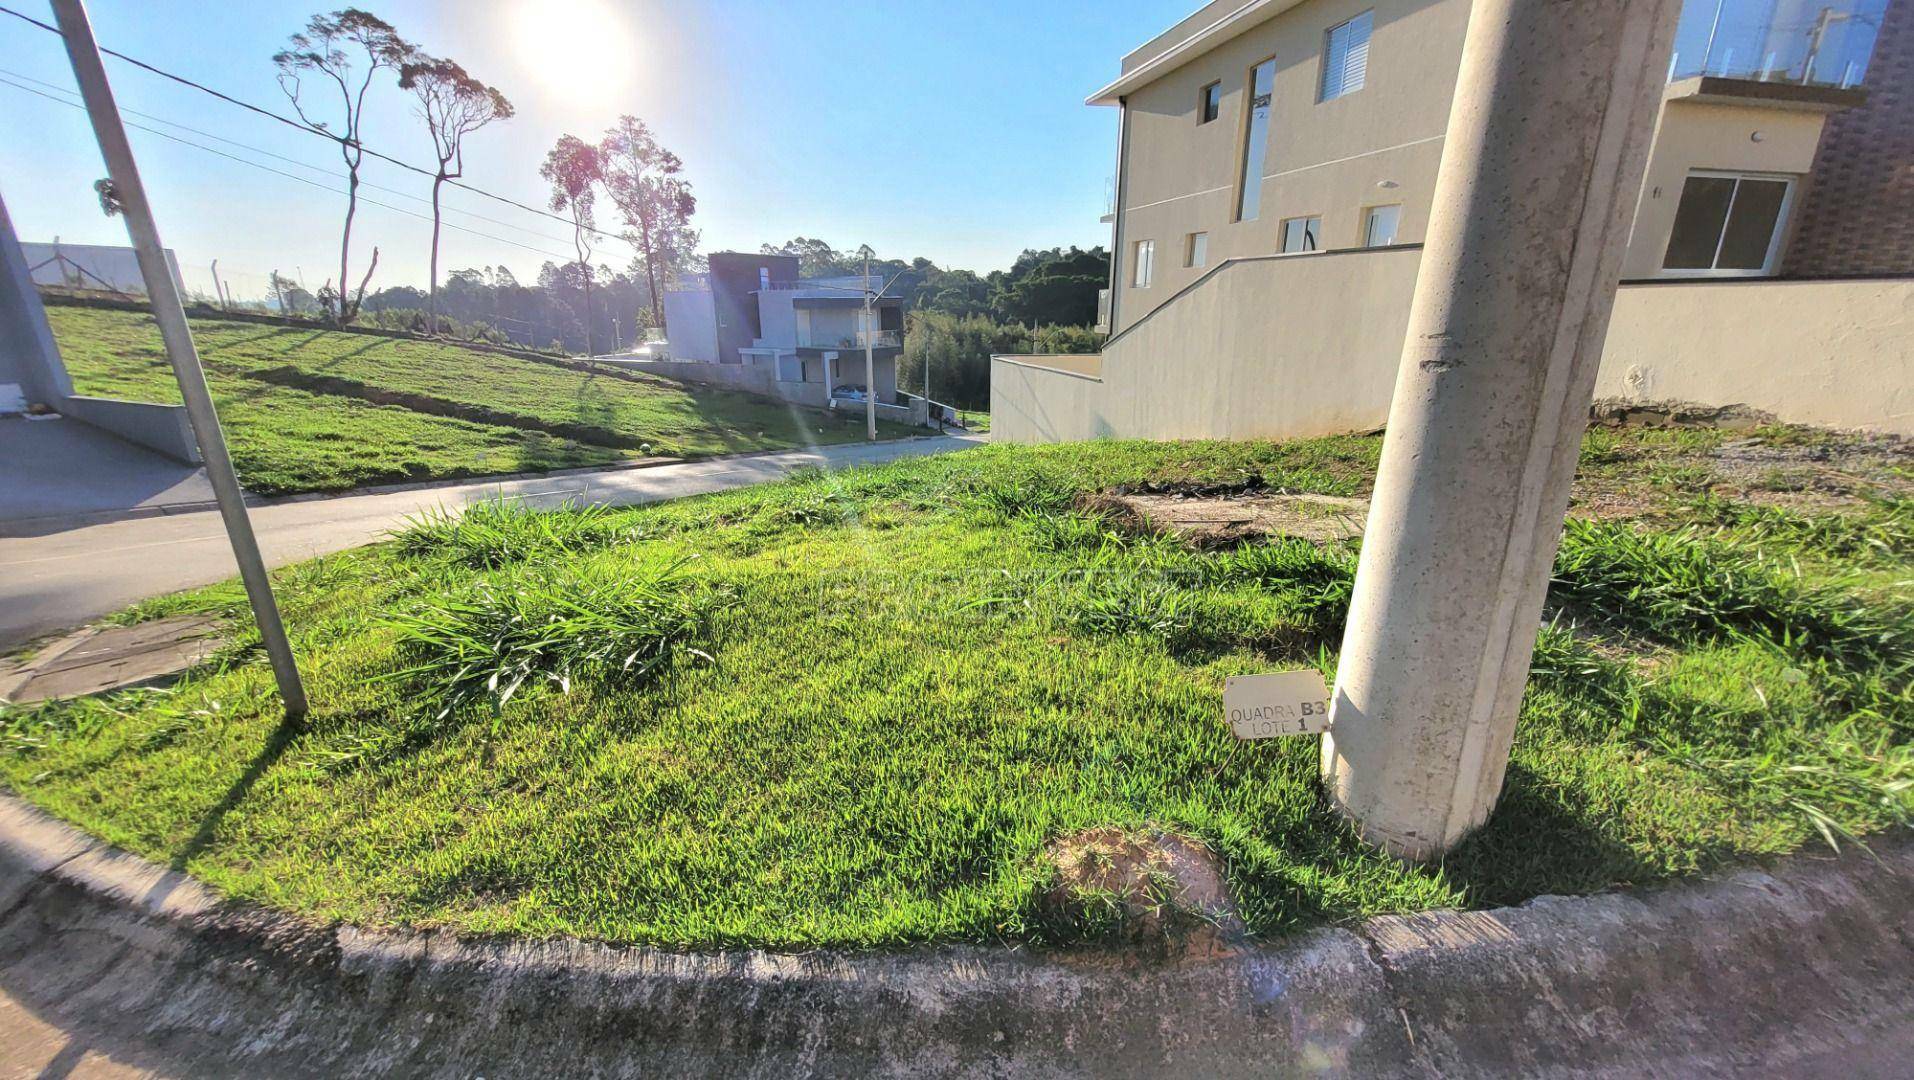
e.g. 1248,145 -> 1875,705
994,0 -> 1912,443
660,251 -> 919,423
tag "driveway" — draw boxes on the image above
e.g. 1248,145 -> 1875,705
0,434 -> 983,649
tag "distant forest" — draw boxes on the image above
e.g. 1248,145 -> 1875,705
325,239 -> 1108,362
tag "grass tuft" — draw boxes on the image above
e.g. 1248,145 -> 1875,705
1687,492 -> 1914,561
391,499 -> 641,569
1551,519 -> 1910,669
384,553 -> 728,721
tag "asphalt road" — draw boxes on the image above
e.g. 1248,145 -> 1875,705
0,434 -> 983,650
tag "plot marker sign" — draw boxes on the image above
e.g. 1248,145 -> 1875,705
1224,671 -> 1333,740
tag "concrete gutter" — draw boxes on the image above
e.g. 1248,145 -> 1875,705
0,794 -> 1908,1077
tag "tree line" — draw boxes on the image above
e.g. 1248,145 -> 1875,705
258,7 -> 1110,391
266,6 -> 694,349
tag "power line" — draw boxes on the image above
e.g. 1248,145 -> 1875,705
0,64 -> 584,251
0,75 -> 577,263
0,2 -> 642,251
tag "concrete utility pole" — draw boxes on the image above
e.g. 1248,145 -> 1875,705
53,0 -> 308,717
1322,0 -> 1678,860
858,244 -> 878,442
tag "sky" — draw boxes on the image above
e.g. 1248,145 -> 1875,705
0,0 -> 1190,301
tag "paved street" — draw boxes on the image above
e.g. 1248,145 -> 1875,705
0,434 -> 983,649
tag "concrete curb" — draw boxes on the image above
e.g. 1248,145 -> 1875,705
0,794 -> 1908,1077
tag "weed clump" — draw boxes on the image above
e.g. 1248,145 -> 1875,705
392,499 -> 641,569
1551,519 -> 1909,669
1687,492 -> 1913,561
954,472 -> 1079,524
385,553 -> 729,719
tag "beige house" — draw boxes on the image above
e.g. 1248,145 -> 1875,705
995,0 -> 1914,442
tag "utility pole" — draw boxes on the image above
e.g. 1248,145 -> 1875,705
53,0 -> 307,718
858,244 -> 877,442
1802,6 -> 1853,85
1322,0 -> 1677,859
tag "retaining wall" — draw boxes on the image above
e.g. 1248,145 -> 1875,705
992,248 -> 1914,443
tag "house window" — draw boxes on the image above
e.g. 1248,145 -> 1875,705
759,267 -> 771,290
1236,58 -> 1277,221
1320,11 -> 1374,101
1661,171 -> 1794,275
1199,81 -> 1222,124
1186,231 -> 1210,268
1132,239 -> 1156,287
1362,204 -> 1401,247
1280,216 -> 1323,253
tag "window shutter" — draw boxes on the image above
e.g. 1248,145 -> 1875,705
1323,11 -> 1373,100
1343,12 -> 1371,95
1323,29 -> 1349,100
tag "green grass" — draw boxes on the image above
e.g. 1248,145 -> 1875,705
48,304 -> 905,495
1,429 -> 1908,949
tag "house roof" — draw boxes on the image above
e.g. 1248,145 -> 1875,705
1088,0 -> 1310,105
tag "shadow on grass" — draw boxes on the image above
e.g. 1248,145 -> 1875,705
163,712 -> 303,874
1436,762 -> 1682,909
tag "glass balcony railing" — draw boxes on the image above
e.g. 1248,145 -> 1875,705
796,328 -> 902,350
1669,0 -> 1888,88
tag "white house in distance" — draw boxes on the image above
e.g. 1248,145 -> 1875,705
658,251 -> 930,425
992,0 -> 1914,442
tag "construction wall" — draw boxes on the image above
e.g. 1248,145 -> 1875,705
991,248 -> 1914,443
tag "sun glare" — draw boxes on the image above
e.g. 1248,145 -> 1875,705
508,0 -> 635,109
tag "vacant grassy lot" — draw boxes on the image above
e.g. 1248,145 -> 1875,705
1,427 -> 1908,948
48,304 -> 899,495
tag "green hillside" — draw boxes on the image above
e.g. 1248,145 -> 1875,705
47,304 -> 895,496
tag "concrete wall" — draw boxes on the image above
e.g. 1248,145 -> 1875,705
756,292 -> 798,349
19,241 -> 185,296
57,395 -> 199,462
992,249 -> 1914,442
710,253 -> 798,365
1596,278 -> 1914,432
998,247 -> 1420,443
2,194 -> 198,462
0,196 -> 74,408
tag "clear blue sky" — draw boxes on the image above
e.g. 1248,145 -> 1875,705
0,0 -> 1189,300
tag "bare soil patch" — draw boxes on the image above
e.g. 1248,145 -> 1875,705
1574,428 -> 1911,520
1040,827 -> 1244,947
1085,489 -> 1367,549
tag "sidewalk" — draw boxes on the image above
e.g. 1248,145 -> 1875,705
0,434 -> 983,650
